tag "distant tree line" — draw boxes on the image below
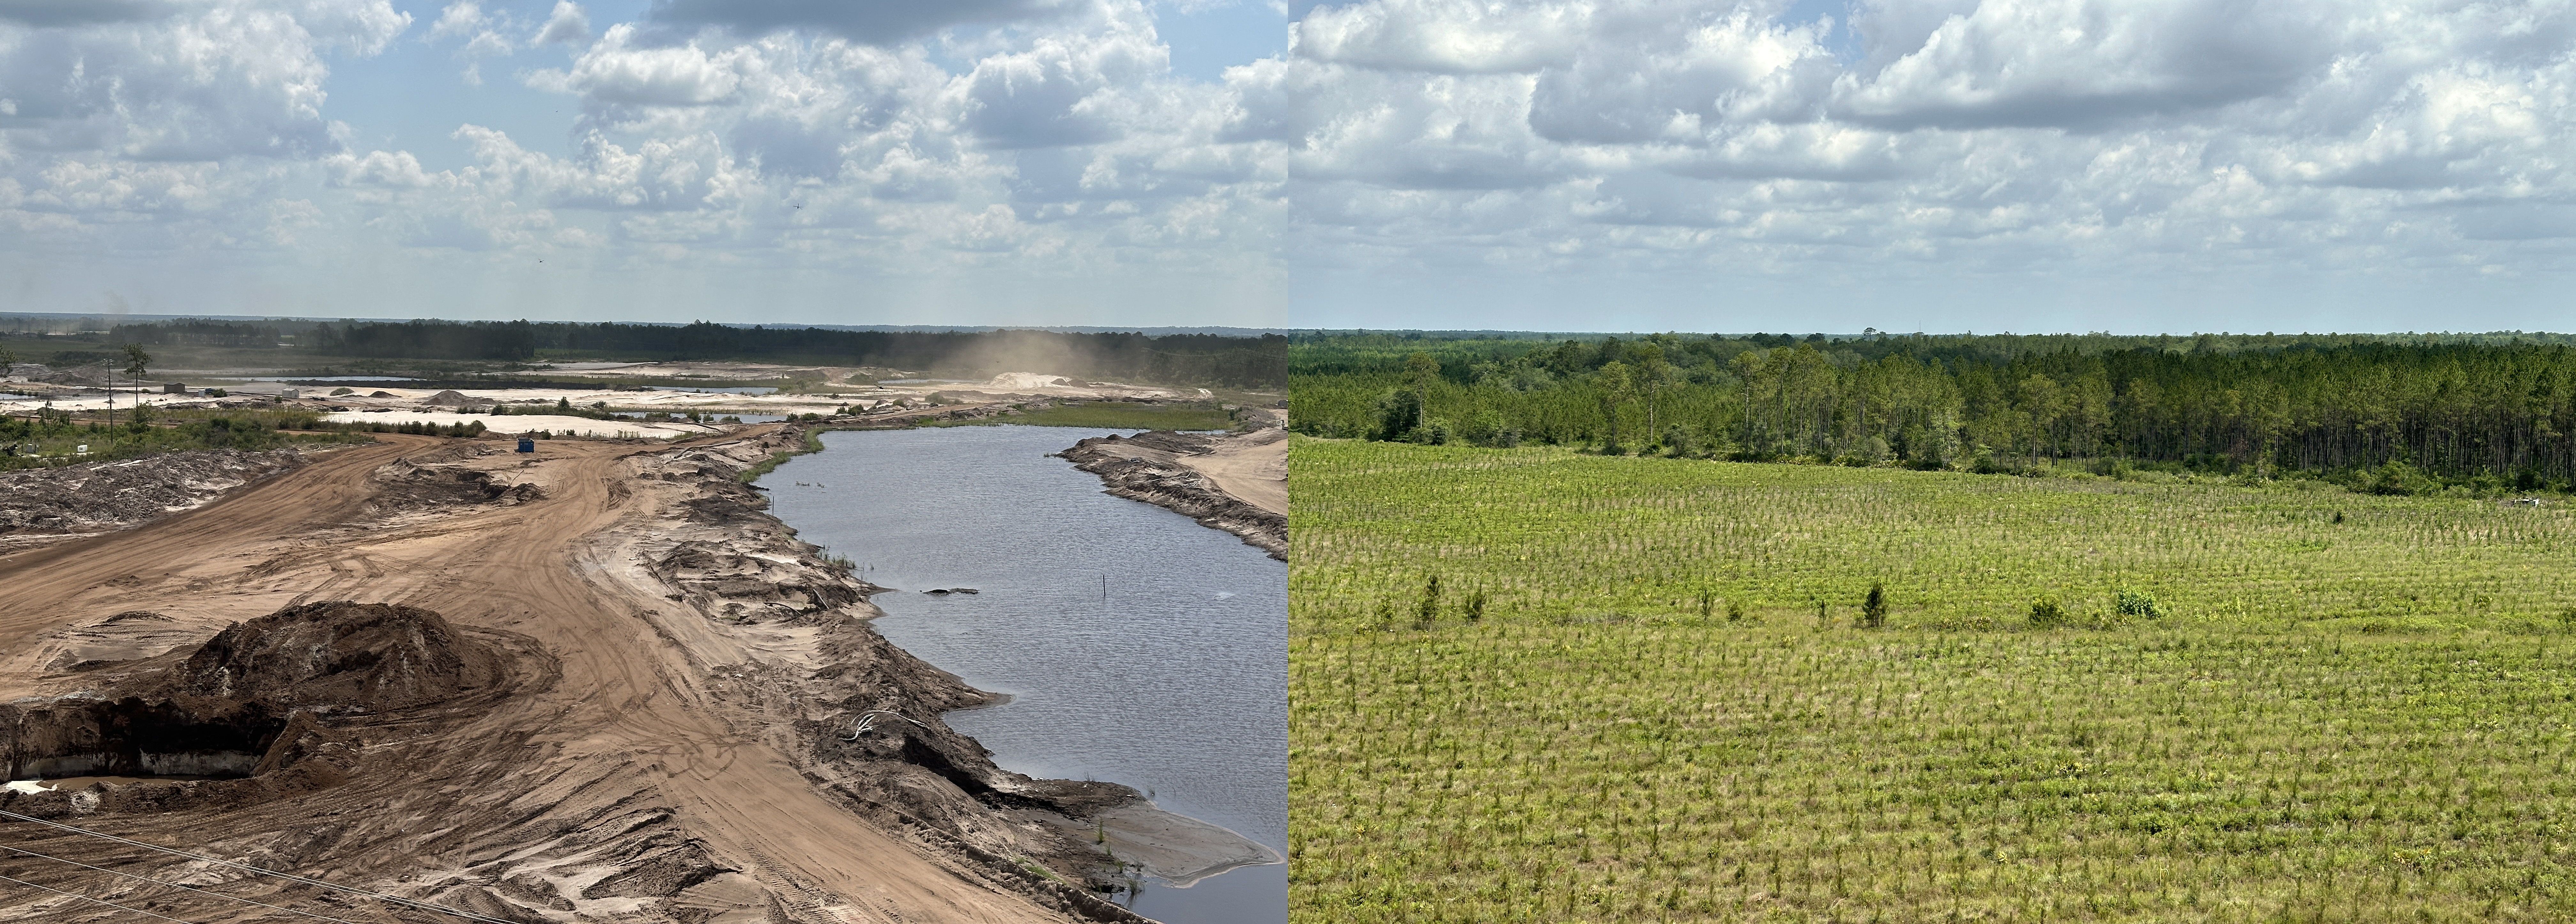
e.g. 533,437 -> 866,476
106,321 -> 282,349
89,320 -> 1283,389
1291,332 -> 2576,491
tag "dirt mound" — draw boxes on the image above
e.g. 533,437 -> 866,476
365,454 -> 545,512
172,601 -> 501,712
0,602 -> 484,815
0,449 -> 310,536
421,389 -> 477,406
654,539 -> 871,623
985,372 -> 1070,389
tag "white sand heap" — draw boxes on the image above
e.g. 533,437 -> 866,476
985,372 -> 1070,390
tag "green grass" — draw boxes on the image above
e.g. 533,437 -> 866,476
924,402 -> 1239,431
1,410 -> 373,471
1292,438 -> 2576,922
739,429 -> 828,483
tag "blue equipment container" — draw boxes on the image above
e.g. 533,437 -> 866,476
517,437 -> 536,453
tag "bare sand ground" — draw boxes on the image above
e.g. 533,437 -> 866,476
0,430 -> 1112,924
1185,428 -> 1287,517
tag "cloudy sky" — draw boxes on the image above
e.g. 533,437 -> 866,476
2,0 -> 2572,332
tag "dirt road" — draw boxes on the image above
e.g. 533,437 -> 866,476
0,432 -> 1121,923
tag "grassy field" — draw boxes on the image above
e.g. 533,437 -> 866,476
1291,438 -> 2576,922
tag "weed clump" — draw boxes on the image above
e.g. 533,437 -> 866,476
2113,586 -> 2167,620
2028,596 -> 2066,628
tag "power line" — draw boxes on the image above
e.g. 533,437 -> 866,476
0,810 -> 516,924
0,869 -> 203,924
0,843 -> 368,924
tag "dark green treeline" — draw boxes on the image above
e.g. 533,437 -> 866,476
1290,331 -> 2576,488
94,320 -> 1285,389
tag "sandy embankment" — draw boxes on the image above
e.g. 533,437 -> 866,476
0,421 -> 1184,924
1057,414 -> 1289,560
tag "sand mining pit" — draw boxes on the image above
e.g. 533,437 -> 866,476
0,422 -> 1223,924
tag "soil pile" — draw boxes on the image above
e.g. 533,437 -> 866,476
986,372 -> 1071,389
172,601 -> 501,712
1060,430 -> 1287,559
365,450 -> 545,512
0,449 -> 309,536
1,601 -> 499,818
655,539 -> 871,622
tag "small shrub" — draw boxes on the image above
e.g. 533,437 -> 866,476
2029,596 -> 2067,628
1416,574 -> 1441,628
2114,587 -> 2168,619
1861,582 -> 1888,628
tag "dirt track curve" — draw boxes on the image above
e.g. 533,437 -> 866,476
0,431 -> 1099,924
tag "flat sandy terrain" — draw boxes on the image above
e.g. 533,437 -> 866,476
1187,427 -> 1287,516
0,430 -> 1118,924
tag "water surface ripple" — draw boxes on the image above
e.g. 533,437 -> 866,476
762,426 -> 1287,924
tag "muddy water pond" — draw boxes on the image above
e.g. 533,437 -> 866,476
761,426 -> 1286,924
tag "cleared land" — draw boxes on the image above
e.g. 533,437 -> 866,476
1291,439 -> 2576,922
0,422 -> 1169,924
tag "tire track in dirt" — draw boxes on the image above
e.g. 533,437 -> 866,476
0,432 -> 1096,924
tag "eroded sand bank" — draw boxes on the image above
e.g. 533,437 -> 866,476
1056,413 -> 1289,560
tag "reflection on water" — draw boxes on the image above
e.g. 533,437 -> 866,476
762,426 -> 1286,924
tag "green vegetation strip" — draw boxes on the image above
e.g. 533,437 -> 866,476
739,429 -> 828,483
1292,437 -> 2576,922
0,409 -> 370,471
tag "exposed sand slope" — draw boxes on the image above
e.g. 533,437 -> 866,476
1058,426 -> 1288,558
0,431 -> 1126,924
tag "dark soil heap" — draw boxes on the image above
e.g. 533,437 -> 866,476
1,601 -> 498,816
172,601 -> 502,712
